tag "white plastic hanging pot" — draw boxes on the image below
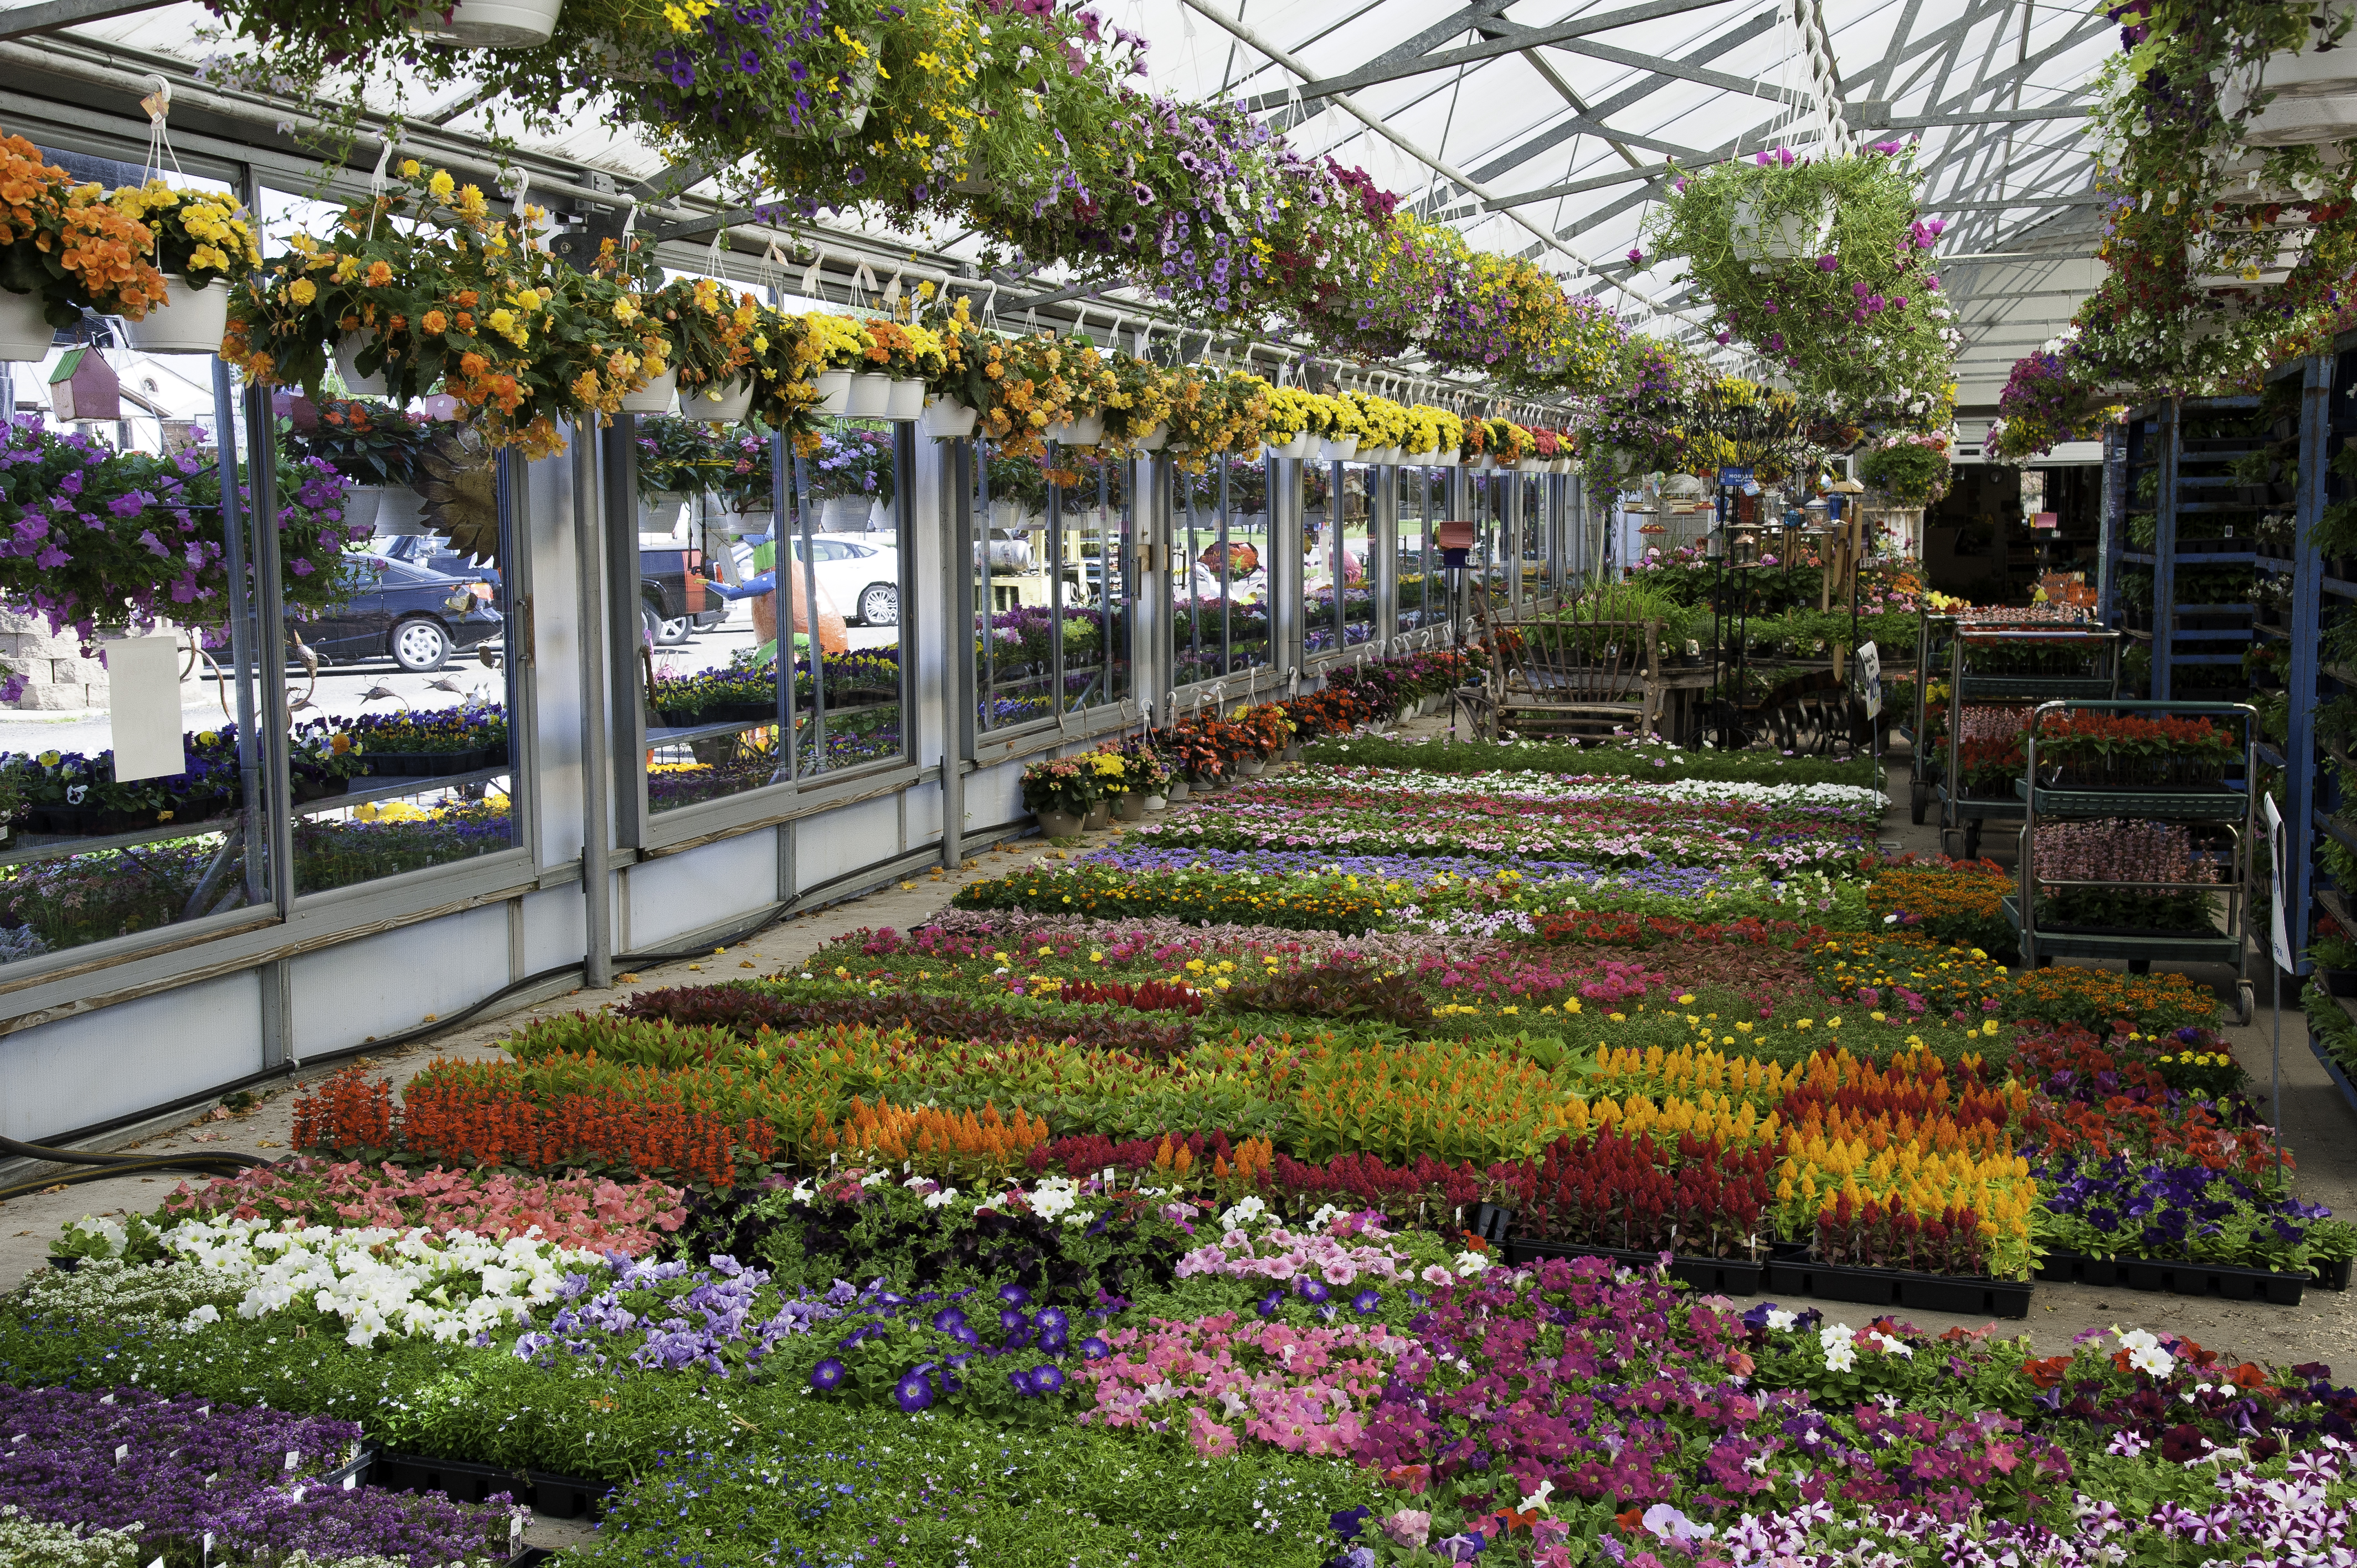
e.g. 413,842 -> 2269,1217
725,507 -> 774,538
123,277 -> 230,355
1042,414 -> 1105,446
1403,446 -> 1437,467
334,331 -> 388,395
920,395 -> 979,438
1371,445 -> 1405,466
620,367 -> 677,414
408,0 -> 563,49
845,372 -> 893,417
1132,420 -> 1170,451
639,491 -> 689,535
885,376 -> 927,420
0,290 -> 54,362
2222,18 -> 2357,146
813,368 -> 854,416
360,484 -> 431,535
681,375 -> 755,423
1318,435 -> 1360,462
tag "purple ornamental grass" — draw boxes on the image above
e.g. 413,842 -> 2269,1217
0,1384 -> 508,1567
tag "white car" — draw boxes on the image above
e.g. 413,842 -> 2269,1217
791,535 -> 902,626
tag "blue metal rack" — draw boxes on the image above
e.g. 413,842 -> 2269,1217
2106,395 -> 2266,702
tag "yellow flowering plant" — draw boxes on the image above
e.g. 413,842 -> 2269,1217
801,312 -> 878,373
223,162 -> 653,458
1349,392 -> 1411,451
1261,385 -> 1316,443
640,273 -> 765,401
1300,391 -> 1363,440
1099,353 -> 1176,447
1402,404 -> 1463,457
109,182 -> 260,292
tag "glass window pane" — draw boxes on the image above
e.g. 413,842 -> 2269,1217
1173,454 -> 1268,689
289,411 -> 519,895
648,415 -> 911,812
0,355 -> 274,960
1396,465 -> 1443,637
974,441 -> 1134,729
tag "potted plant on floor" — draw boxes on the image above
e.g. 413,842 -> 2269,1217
1020,754 -> 1098,838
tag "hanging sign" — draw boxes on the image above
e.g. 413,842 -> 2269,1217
1856,641 -> 1882,720
2263,792 -> 2294,974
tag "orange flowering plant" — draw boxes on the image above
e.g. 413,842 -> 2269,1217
0,132 -> 169,326
224,159 -> 656,458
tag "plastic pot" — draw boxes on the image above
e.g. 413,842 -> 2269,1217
886,378 -> 927,421
845,373 -> 893,418
122,277 -> 230,355
814,369 -> 855,416
620,368 -> 678,414
681,375 -> 755,423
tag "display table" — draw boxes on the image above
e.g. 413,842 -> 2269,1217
1645,664 -> 1720,745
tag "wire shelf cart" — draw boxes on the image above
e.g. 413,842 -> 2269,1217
1934,629 -> 2122,860
2004,698 -> 2257,1028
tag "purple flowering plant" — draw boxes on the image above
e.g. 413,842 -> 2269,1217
0,1383 -> 511,1567
0,419 -> 362,702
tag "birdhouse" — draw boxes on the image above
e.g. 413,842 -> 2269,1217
47,347 -> 120,423
1437,519 -> 1476,569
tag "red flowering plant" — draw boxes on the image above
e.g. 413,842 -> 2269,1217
2030,710 -> 2241,788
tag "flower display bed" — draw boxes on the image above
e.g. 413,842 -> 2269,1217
1501,1236 -> 1766,1295
13,742 -> 2357,1566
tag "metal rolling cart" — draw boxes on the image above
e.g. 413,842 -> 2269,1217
2005,698 -> 2257,1027
1901,606 -> 2094,827
1936,628 -> 2122,860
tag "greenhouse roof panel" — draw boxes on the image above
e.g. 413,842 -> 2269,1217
2,0 -> 2113,394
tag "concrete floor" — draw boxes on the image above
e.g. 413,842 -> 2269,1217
3,735 -> 2352,1387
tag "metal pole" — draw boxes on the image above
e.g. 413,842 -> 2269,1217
208,357 -> 264,907
575,424 -> 613,989
1048,443 -> 1066,716
976,441 -> 996,731
795,453 -> 823,777
1218,453 -> 1234,677
945,437 -> 974,868
241,362 -> 292,913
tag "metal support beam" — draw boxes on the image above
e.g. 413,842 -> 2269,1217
0,0 -> 170,39
1238,0 -> 1739,111
1177,0 -> 1716,332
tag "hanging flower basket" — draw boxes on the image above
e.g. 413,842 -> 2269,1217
0,290 -> 54,362
681,375 -> 755,424
1729,195 -> 1836,268
920,395 -> 979,438
122,277 -> 231,355
406,0 -> 564,49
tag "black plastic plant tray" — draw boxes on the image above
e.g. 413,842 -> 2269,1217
371,1450 -> 613,1520
1505,1237 -> 1764,1295
1761,1258 -> 2032,1319
364,748 -> 488,776
2039,1250 -> 2349,1294
2307,1029 -> 2357,1121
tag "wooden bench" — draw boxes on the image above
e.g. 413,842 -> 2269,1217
1461,590 -> 1657,742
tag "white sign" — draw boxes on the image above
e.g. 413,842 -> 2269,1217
1856,642 -> 1883,720
2264,792 -> 2294,973
105,632 -> 186,783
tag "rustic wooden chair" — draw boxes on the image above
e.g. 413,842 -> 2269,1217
1463,585 -> 1657,742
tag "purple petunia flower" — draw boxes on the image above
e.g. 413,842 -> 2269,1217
893,1371 -> 935,1412
810,1357 -> 846,1391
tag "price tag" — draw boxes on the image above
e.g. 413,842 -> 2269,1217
196,1406 -> 209,1419
343,1473 -> 357,1490
202,1533 -> 214,1567
99,1393 -> 116,1405
510,1510 -> 526,1553
285,1449 -> 301,1471
1856,642 -> 1883,721
115,1444 -> 129,1464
